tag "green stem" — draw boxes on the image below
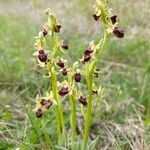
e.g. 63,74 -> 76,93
50,32 -> 66,143
51,32 -> 59,58
68,76 -> 76,150
69,95 -> 76,150
50,67 -> 66,143
82,33 -> 108,150
82,73 -> 93,150
90,33 -> 108,74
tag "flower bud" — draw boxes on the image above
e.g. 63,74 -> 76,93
62,68 -> 67,76
79,96 -> 87,106
61,43 -> 68,50
113,27 -> 124,38
83,54 -> 91,62
74,73 -> 81,82
38,50 -> 47,62
93,14 -> 100,21
84,47 -> 93,55
44,100 -> 52,109
57,60 -> 65,68
93,71 -> 98,78
36,109 -> 43,118
42,28 -> 48,37
58,86 -> 69,96
54,25 -> 61,33
110,15 -> 117,25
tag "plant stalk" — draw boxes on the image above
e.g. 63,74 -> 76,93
50,68 -> 66,143
50,32 -> 66,143
82,33 -> 108,150
69,94 -> 76,150
82,72 -> 93,150
68,75 -> 76,150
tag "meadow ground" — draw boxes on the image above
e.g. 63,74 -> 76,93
0,0 -> 150,149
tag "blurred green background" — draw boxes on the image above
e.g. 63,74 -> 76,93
0,0 -> 150,149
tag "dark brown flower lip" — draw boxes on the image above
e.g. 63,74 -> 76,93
93,14 -> 100,21
113,27 -> 124,38
110,15 -> 117,25
45,71 -> 50,76
44,100 -> 52,109
40,99 -> 46,105
57,60 -> 65,68
92,90 -> 98,95
79,96 -> 87,106
38,50 -> 47,62
83,54 -> 91,62
74,73 -> 81,82
62,68 -> 67,76
58,86 -> 69,96
61,43 -> 68,50
54,25 -> 61,33
40,99 -> 52,109
36,109 -> 43,118
84,47 -> 93,55
42,28 -> 48,37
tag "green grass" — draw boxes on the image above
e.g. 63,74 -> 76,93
0,0 -> 150,149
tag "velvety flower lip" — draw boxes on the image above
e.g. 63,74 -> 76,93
92,90 -> 98,95
83,54 -> 91,62
61,43 -> 68,50
54,25 -> 61,33
40,99 -> 46,105
74,73 -> 81,82
113,27 -> 124,38
62,68 -> 67,76
110,15 -> 117,25
57,60 -> 65,68
44,100 -> 52,109
38,50 -> 47,62
58,86 -> 69,96
93,14 -> 100,21
36,109 -> 43,118
42,28 -> 48,37
45,71 -> 50,77
79,96 -> 87,106
84,47 -> 93,55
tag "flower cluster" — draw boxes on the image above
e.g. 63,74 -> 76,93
93,0 -> 124,38
34,94 -> 53,118
33,9 -> 87,120
82,41 -> 100,63
33,9 -> 69,69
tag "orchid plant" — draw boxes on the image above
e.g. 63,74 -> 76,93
33,0 -> 124,149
